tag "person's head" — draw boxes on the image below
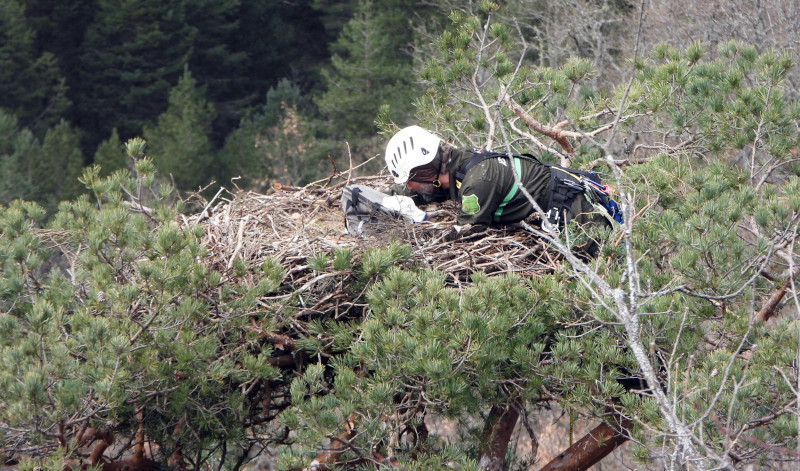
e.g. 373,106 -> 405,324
385,126 -> 450,202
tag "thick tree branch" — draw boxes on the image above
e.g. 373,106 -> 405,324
89,428 -> 115,466
756,267 -> 800,323
537,415 -> 632,471
300,415 -> 358,471
503,95 -> 574,155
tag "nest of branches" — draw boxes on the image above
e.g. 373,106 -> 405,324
185,175 -> 560,292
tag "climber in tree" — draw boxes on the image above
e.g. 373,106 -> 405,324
385,125 -> 621,237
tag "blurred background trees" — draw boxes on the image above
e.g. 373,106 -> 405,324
3,0 -> 800,209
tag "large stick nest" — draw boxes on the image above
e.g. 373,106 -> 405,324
185,176 -> 560,290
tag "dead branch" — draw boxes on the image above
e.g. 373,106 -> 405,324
756,266 -> 800,323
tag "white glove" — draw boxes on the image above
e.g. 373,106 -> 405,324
382,195 -> 427,223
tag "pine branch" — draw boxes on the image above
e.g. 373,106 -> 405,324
503,94 -> 574,155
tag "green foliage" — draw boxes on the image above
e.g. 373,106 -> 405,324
416,5 -> 606,152
144,68 -> 216,191
4,1 -> 800,469
316,0 -> 421,138
0,0 -> 70,133
74,0 -> 196,147
93,128 -> 127,177
39,121 -> 85,203
181,0 -> 248,142
0,110 -> 40,205
231,0 -> 330,118
281,268 -> 647,464
220,97 -> 333,188
0,111 -> 86,214
0,139 -> 292,467
377,6 -> 800,467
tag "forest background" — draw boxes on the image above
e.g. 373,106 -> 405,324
5,1 -> 800,471
2,0 -> 796,210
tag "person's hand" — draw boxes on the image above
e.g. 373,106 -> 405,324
444,224 -> 486,241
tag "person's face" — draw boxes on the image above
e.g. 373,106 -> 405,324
406,165 -> 450,203
408,165 -> 439,184
406,166 -> 449,203
406,180 -> 448,203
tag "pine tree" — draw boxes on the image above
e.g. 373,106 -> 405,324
20,0 -> 96,78
231,0 -> 330,116
311,0 -> 359,40
0,0 -> 70,133
144,68 -> 216,191
0,138 -> 363,471
182,0 -> 249,144
316,0 -> 420,138
0,141 -> 290,471
93,128 -> 127,177
37,120 -> 85,207
74,0 -> 195,150
0,111 -> 84,212
5,3 -> 800,471
0,109 -> 40,204
220,78 -> 328,189
286,5 -> 800,469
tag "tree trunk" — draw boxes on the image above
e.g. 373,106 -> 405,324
478,401 -> 522,471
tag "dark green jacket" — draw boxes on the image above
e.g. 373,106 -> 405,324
445,148 -> 552,226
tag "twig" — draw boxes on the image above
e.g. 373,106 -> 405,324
228,215 -> 250,269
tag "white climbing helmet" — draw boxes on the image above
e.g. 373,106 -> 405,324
384,125 -> 441,184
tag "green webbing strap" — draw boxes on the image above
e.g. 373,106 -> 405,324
493,157 -> 522,222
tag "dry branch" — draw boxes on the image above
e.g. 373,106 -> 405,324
756,267 -> 800,322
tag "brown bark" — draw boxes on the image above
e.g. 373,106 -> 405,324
299,415 -> 358,470
101,455 -> 156,471
133,414 -> 145,462
503,95 -> 574,156
83,427 -> 156,471
756,267 -> 799,322
537,416 -> 631,471
89,429 -> 114,466
168,417 -> 188,471
478,401 -> 522,471
268,352 -> 305,368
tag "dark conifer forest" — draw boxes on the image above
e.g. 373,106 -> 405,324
1,0 -> 424,209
